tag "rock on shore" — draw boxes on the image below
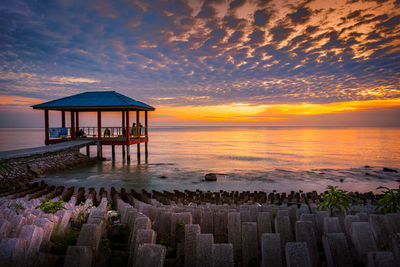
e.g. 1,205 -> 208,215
205,173 -> 217,181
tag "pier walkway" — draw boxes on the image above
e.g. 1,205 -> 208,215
0,140 -> 96,161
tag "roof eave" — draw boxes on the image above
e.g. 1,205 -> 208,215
32,105 -> 155,111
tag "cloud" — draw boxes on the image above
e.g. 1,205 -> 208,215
0,0 -> 398,127
253,9 -> 271,27
289,7 -> 312,24
48,76 -> 100,84
270,24 -> 294,42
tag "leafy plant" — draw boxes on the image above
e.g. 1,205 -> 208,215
73,201 -> 94,227
14,203 -> 25,215
374,186 -> 400,214
156,222 -> 185,259
318,186 -> 358,216
36,198 -> 66,214
50,226 -> 80,255
271,210 -> 277,218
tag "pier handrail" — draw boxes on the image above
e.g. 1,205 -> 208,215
48,126 -> 147,139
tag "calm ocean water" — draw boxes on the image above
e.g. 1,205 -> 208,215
0,127 -> 399,193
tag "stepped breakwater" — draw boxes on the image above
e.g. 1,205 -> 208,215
0,148 -> 97,192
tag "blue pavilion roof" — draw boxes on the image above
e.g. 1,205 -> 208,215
32,91 -> 155,111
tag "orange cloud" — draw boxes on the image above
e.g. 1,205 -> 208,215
0,95 -> 45,106
153,98 -> 400,122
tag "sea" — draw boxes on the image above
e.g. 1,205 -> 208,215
1,127 -> 399,193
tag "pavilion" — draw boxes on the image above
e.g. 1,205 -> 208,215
32,91 -> 155,161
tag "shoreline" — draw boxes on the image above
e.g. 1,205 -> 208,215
0,149 -> 99,192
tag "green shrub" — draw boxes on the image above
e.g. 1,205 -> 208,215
375,186 -> 400,214
36,198 -> 66,214
156,222 -> 185,259
14,203 -> 25,215
50,226 -> 80,255
318,186 -> 358,216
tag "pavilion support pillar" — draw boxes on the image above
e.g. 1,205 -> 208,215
122,111 -> 125,136
136,110 -> 141,163
145,111 -> 148,138
86,145 -> 90,157
44,110 -> 49,145
136,110 -> 140,138
75,112 -> 79,133
61,111 -> 65,128
112,145 -> 115,161
145,110 -> 148,161
71,111 -> 75,140
97,111 -> 102,159
122,110 -> 126,160
126,110 -> 130,161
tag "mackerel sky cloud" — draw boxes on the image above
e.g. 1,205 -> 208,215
0,0 -> 400,126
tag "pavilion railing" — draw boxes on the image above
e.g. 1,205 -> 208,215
49,127 -> 147,139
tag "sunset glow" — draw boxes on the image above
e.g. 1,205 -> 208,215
0,0 -> 399,126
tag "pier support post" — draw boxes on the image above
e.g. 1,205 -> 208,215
112,145 -> 115,161
145,142 -> 148,163
122,145 -> 126,160
97,142 -> 102,159
127,145 -> 130,161
86,145 -> 90,157
137,143 -> 141,163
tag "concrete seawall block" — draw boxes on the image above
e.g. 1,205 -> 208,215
275,216 -> 294,250
184,224 -> 200,267
213,211 -> 227,243
323,217 -> 342,234
212,243 -> 234,267
322,233 -> 353,267
351,222 -> 378,263
261,233 -> 282,267
19,225 -> 43,258
227,212 -> 241,262
285,242 -> 312,267
77,224 -> 102,252
130,229 -> 156,266
201,210 -> 213,234
9,215 -> 26,238
135,244 -> 166,267
34,218 -> 54,248
242,222 -> 258,267
257,212 -> 272,244
0,238 -> 28,265
369,214 -> 392,249
367,251 -> 397,267
295,221 -> 319,267
171,212 -> 192,234
316,211 -> 329,237
196,234 -> 214,267
0,218 -> 11,239
129,216 -> 151,252
63,246 -> 93,267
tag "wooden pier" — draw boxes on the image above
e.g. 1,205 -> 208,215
0,140 -> 96,161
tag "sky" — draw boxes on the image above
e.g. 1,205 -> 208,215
1,0 -> 400,127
